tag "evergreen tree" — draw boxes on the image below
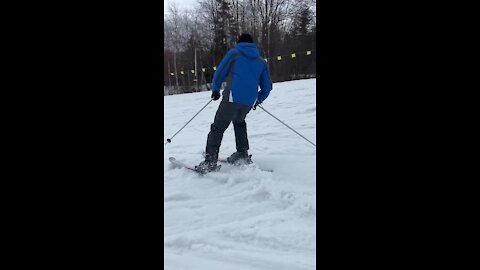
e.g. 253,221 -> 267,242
290,6 -> 313,51
213,0 -> 232,61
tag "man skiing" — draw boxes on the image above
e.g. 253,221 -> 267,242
195,33 -> 272,174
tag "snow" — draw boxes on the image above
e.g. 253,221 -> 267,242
164,79 -> 316,270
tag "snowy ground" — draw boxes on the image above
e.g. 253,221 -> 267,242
164,79 -> 316,270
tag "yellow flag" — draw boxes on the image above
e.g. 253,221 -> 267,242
277,56 -> 282,61
213,66 -> 217,71
307,51 -> 312,55
291,53 -> 296,58
191,70 -> 195,74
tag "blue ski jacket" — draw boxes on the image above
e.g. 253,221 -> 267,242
212,42 -> 272,107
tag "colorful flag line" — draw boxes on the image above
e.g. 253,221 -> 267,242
168,50 -> 315,76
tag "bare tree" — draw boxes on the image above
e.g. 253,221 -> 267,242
164,0 -> 316,95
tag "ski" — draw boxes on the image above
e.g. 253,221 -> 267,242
168,157 -> 197,172
169,157 -> 221,175
202,152 -> 274,173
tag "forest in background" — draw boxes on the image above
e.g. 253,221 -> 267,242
164,0 -> 316,95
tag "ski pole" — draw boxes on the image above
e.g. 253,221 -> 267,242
165,99 -> 213,145
257,104 -> 316,147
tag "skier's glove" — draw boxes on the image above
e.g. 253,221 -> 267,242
211,91 -> 221,101
253,100 -> 262,110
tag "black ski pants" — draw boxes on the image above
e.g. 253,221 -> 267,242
205,101 -> 252,161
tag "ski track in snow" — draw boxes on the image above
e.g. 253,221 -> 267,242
164,79 -> 316,270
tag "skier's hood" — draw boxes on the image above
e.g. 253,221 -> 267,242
235,42 -> 260,59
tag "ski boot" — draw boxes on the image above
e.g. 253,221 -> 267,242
226,151 -> 253,165
194,161 -> 220,174
194,153 -> 220,174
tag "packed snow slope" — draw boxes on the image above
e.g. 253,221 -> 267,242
164,78 -> 316,270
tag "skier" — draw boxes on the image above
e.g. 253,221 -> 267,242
195,33 -> 273,174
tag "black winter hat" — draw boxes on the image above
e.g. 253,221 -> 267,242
238,33 -> 254,43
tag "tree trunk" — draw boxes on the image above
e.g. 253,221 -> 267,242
174,51 -> 179,93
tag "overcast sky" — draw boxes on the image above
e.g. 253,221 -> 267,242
164,0 -> 199,15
